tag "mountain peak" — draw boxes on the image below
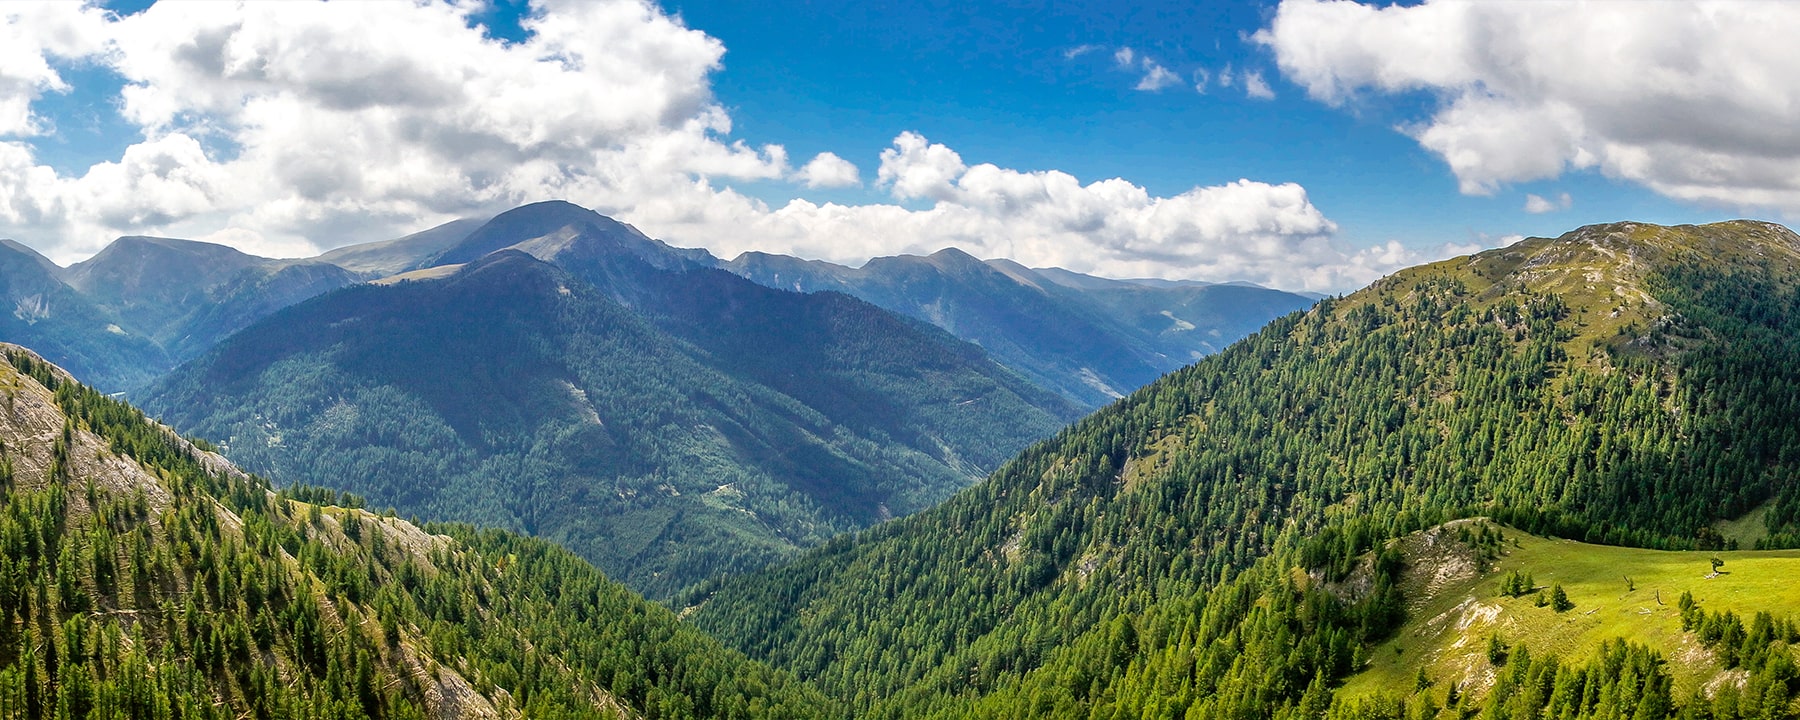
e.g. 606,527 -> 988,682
0,238 -> 63,279
65,234 -> 270,299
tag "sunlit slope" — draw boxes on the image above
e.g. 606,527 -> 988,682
692,220 -> 1800,718
1345,520 -> 1800,704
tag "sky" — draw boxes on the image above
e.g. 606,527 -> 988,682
1,0 -> 1795,292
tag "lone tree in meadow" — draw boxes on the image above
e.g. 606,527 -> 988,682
1710,557 -> 1725,574
1551,584 -> 1574,612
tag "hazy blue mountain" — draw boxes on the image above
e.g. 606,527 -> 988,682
56,235 -> 361,376
64,235 -> 273,339
426,200 -> 714,271
724,247 -> 1317,406
0,238 -> 169,390
314,216 -> 486,276
143,230 -> 1080,598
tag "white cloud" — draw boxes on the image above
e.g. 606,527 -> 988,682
1193,68 -> 1211,94
1242,71 -> 1275,100
0,0 -> 1414,292
0,2 -> 110,138
668,131 -> 1437,292
1522,192 -> 1571,214
1106,46 -> 1180,92
1135,60 -> 1181,92
1063,44 -> 1100,60
1256,0 -> 1800,209
0,0 -> 784,260
794,152 -> 860,188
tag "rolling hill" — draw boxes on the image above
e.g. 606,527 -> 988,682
690,220 -> 1800,719
0,344 -> 827,719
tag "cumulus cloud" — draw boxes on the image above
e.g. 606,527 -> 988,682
0,0 -> 1415,291
0,3 -> 110,138
794,152 -> 859,188
0,0 -> 782,259
1523,192 -> 1571,214
1256,0 -> 1800,209
673,131 -> 1441,292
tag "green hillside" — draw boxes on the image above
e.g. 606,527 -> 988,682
0,345 -> 826,719
691,220 -> 1800,719
1341,519 -> 1800,714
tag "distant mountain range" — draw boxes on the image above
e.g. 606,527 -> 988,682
726,248 -> 1315,405
137,203 -> 1083,598
0,200 -> 1314,405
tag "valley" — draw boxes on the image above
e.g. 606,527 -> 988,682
3,217 -> 1800,720
3,2 -> 1795,718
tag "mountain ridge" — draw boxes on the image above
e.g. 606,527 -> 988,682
691,219 -> 1800,719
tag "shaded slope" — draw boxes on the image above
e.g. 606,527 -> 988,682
725,248 -> 1315,406
692,220 -> 1800,718
142,249 -> 1076,599
508,218 -> 1080,479
0,345 -> 829,719
0,239 -> 168,390
65,236 -> 274,340
315,217 -> 486,276
42,236 -> 361,389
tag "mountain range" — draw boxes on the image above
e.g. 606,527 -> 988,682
136,204 -> 1084,599
7,206 -> 1796,719
0,201 -> 1313,406
0,200 -> 1310,598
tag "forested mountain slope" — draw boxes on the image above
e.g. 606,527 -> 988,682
692,220 -> 1800,718
0,345 -> 827,719
140,249 -> 1077,600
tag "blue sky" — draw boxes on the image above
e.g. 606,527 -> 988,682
655,0 -> 1738,249
0,0 -> 1793,291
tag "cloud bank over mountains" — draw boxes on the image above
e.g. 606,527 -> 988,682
1258,0 -> 1800,211
0,0 -> 1566,291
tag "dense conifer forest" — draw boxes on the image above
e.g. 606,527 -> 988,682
692,221 -> 1800,718
0,348 -> 826,719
